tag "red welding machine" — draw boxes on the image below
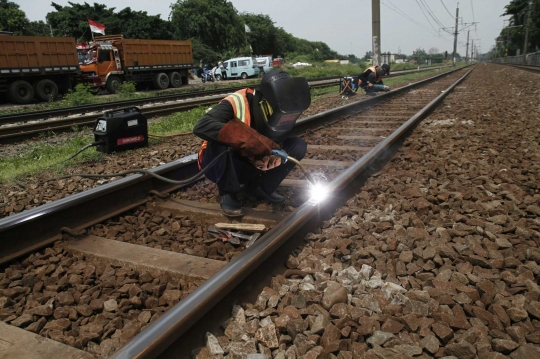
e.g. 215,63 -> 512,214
93,107 -> 148,154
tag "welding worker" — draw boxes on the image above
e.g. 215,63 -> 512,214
357,64 -> 389,94
193,70 -> 311,216
382,63 -> 390,75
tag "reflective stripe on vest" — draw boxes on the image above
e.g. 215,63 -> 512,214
221,88 -> 254,126
197,88 -> 255,169
364,65 -> 382,82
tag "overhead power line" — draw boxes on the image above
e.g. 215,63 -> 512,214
382,0 -> 452,42
381,0 -> 438,36
470,0 -> 476,23
415,0 -> 440,34
419,0 -> 447,29
439,0 -> 454,19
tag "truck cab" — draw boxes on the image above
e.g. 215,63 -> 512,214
79,43 -> 123,93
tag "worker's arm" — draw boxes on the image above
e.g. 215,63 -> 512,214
193,100 -> 279,158
193,101 -> 232,142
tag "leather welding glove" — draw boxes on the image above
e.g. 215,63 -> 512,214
254,155 -> 282,171
217,119 -> 280,157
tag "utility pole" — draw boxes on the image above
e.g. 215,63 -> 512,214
471,39 -> 474,61
465,31 -> 470,63
452,3 -> 459,66
523,0 -> 533,64
372,0 -> 381,65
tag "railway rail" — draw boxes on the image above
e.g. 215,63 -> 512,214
493,62 -> 540,74
0,65 -> 472,358
0,66 -> 449,144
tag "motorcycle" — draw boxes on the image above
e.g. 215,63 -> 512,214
201,70 -> 215,83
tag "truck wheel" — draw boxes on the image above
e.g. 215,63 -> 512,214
241,72 -> 248,79
168,72 -> 182,88
153,73 -> 169,90
34,79 -> 58,102
106,76 -> 122,94
7,80 -> 34,104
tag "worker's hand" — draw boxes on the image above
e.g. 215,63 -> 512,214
368,83 -> 374,87
254,155 -> 281,171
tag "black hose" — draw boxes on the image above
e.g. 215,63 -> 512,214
17,147 -> 233,188
14,141 -> 104,188
63,141 -> 103,162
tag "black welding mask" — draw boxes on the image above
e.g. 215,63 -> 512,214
252,70 -> 311,141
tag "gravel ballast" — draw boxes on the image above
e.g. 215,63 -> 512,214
189,64 -> 540,358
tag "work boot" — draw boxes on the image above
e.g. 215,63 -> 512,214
220,194 -> 244,217
244,185 -> 285,204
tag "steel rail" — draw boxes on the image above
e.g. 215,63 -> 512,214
0,66 -> 455,144
108,66 -> 475,359
0,66 -> 469,267
0,65 -> 448,125
495,63 -> 540,74
0,81 -> 332,143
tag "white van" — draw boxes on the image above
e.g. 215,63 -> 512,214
217,57 -> 260,80
255,56 -> 273,74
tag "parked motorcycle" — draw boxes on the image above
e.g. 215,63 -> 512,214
201,69 -> 215,83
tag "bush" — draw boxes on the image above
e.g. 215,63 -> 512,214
117,81 -> 137,98
61,84 -> 95,106
282,62 -> 367,78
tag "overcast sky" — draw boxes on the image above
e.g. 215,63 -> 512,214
17,0 -> 510,56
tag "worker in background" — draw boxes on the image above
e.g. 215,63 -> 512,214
193,70 -> 311,216
382,63 -> 390,75
357,64 -> 389,95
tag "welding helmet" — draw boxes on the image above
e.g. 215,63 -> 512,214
252,70 -> 311,141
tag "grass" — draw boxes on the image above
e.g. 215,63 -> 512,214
0,133 -> 102,184
0,80 -> 250,116
1,64 -> 469,185
0,105 -> 213,185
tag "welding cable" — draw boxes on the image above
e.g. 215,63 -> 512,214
13,141 -> 105,188
62,141 -> 104,162
336,79 -> 356,97
15,147 -> 234,188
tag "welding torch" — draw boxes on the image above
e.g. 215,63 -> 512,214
272,149 -> 316,186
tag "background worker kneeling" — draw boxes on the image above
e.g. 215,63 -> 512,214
193,70 -> 311,216
357,65 -> 390,95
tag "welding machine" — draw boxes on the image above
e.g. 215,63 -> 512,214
339,76 -> 358,98
93,106 -> 148,154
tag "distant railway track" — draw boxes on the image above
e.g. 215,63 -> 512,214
0,66 -> 449,143
0,65 -> 472,358
493,62 -> 540,74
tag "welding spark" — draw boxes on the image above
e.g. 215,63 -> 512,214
309,183 -> 329,204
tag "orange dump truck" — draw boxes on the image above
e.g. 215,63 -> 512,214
79,34 -> 193,94
0,34 -> 194,104
0,35 -> 79,104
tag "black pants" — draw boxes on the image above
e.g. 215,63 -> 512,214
201,137 -> 307,195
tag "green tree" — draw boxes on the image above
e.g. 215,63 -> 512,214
0,0 -> 31,35
170,0 -> 245,52
27,21 -> 52,36
46,2 -> 172,40
497,0 -> 540,56
363,51 -> 373,60
242,13 -> 277,55
410,47 -> 428,64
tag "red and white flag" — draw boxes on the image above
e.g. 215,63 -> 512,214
88,19 -> 105,35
